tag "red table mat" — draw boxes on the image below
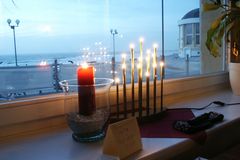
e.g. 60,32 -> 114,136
140,109 -> 207,144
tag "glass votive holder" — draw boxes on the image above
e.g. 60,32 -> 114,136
59,78 -> 114,142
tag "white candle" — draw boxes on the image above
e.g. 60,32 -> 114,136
130,44 -> 135,116
122,54 -> 127,118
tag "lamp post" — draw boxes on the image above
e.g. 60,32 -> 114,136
7,19 -> 20,67
110,29 -> 118,79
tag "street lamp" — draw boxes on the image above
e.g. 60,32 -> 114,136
7,19 -> 20,67
110,29 -> 118,79
110,29 -> 118,63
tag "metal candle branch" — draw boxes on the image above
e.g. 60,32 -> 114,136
113,40 -> 165,121
153,44 -> 158,113
122,54 -> 127,119
130,44 -> 135,116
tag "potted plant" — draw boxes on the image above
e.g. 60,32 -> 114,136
204,0 -> 240,95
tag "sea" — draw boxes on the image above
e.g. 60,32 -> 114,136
0,50 -> 179,67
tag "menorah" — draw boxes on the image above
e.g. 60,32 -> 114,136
110,38 -> 165,123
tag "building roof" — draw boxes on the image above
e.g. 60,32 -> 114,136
182,8 -> 199,20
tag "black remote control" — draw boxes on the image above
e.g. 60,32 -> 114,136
173,111 -> 224,134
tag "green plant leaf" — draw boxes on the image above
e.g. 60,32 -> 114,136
216,16 -> 234,47
210,14 -> 226,30
236,0 -> 240,8
203,3 -> 221,11
206,27 -> 218,55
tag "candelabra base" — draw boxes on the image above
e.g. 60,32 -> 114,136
109,107 -> 167,124
138,108 -> 167,124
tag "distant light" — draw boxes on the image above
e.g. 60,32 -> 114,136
119,34 -> 123,38
39,61 -> 47,66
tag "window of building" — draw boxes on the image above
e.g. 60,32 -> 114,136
195,23 -> 200,45
184,24 -> 193,45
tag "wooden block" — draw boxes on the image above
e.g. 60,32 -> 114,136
103,117 -> 142,159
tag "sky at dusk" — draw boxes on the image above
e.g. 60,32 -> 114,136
0,0 -> 199,56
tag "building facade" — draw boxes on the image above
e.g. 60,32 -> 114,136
178,8 -> 200,58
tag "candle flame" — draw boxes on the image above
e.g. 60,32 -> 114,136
146,56 -> 150,62
160,61 -> 164,67
153,43 -> 158,48
115,77 -> 120,83
145,71 -> 150,77
138,57 -> 142,63
146,49 -> 151,54
129,44 -> 135,49
139,37 -> 144,42
122,54 -> 126,59
137,63 -> 141,69
153,63 -> 157,68
81,62 -> 89,69
122,63 -> 126,69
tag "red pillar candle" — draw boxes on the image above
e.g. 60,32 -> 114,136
77,63 -> 96,116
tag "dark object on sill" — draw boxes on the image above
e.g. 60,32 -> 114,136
173,111 -> 224,134
109,108 -> 167,124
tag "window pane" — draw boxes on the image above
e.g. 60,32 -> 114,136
196,35 -> 200,45
185,24 -> 193,34
0,0 -> 226,101
186,36 -> 192,45
195,23 -> 200,34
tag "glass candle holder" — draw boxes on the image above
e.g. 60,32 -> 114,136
60,78 -> 114,142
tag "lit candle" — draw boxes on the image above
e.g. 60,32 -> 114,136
137,63 -> 142,118
130,44 -> 135,116
153,44 -> 158,113
122,54 -> 127,118
139,38 -> 144,85
145,71 -> 150,116
146,49 -> 151,74
115,77 -> 120,119
160,61 -> 164,112
77,62 -> 96,115
139,37 -> 144,64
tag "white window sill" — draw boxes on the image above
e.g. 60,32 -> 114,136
0,72 -> 229,128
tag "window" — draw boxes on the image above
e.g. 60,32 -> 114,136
184,24 -> 193,45
0,0 -> 227,101
195,23 -> 200,45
